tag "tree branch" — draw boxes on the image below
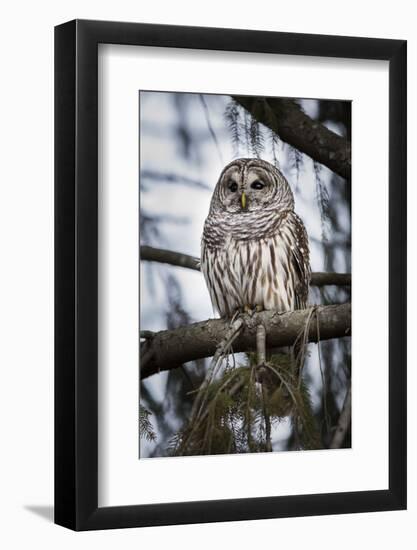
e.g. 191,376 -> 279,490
141,245 -> 200,271
310,272 -> 351,287
232,96 -> 351,180
141,303 -> 351,379
140,245 -> 351,287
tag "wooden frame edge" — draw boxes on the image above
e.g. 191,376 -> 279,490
54,19 -> 407,531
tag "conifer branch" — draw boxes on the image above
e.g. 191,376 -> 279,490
232,96 -> 351,179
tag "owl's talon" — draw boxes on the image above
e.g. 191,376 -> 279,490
242,304 -> 263,316
243,304 -> 262,317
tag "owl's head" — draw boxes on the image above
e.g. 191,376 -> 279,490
211,158 -> 294,214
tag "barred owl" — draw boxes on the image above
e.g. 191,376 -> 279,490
201,158 -> 311,318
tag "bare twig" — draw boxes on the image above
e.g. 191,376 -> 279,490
316,310 -> 331,434
256,324 -> 267,365
256,322 -> 272,452
140,245 -> 200,271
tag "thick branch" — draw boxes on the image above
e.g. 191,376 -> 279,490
140,245 -> 350,287
233,96 -> 351,180
141,303 -> 351,379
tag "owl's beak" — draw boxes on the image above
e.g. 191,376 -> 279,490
241,192 -> 247,209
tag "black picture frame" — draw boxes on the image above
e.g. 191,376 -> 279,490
55,19 -> 407,531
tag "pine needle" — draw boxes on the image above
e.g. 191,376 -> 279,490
139,405 -> 157,442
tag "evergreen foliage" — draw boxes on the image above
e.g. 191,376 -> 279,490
168,348 -> 321,456
139,405 -> 157,442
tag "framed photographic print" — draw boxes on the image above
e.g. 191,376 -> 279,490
55,20 -> 407,530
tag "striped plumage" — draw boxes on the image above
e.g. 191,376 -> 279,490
201,158 -> 310,318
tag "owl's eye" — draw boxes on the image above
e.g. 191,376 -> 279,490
251,180 -> 265,190
228,181 -> 238,192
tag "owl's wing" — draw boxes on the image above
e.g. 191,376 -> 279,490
287,213 -> 311,310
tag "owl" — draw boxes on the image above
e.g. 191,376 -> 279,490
201,158 -> 311,318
